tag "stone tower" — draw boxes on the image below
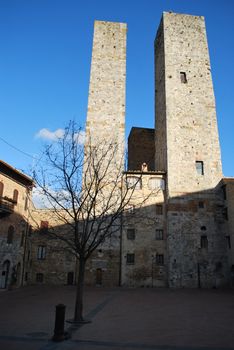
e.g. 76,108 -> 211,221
83,21 -> 127,286
155,12 -> 227,287
85,20 -> 127,166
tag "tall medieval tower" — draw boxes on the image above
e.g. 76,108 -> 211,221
155,13 -> 227,287
85,21 -> 127,165
83,21 -> 127,286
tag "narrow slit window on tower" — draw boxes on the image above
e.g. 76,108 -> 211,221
180,72 -> 187,83
196,161 -> 204,175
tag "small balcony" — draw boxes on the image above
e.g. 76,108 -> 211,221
0,197 -> 14,217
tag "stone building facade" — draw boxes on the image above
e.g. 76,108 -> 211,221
1,12 -> 233,289
0,160 -> 33,289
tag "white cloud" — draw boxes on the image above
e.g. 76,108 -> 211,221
35,128 -> 65,141
35,128 -> 85,144
32,187 -> 52,209
32,186 -> 73,209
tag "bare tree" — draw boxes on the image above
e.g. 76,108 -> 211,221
33,121 -> 144,323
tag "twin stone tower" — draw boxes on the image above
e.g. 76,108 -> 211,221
85,12 -> 228,288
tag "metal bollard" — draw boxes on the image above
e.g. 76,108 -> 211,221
52,304 -> 66,342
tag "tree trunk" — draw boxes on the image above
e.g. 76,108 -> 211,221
74,258 -> 86,322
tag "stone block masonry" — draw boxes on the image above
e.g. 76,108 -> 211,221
86,21 -> 127,162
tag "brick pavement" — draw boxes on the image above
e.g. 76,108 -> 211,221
0,286 -> 234,350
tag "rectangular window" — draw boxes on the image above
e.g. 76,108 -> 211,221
180,71 -> 187,83
156,205 -> 163,215
226,236 -> 231,249
196,161 -> 204,175
37,246 -> 46,260
201,235 -> 208,249
155,229 -> 163,240
126,253 -> 135,265
127,229 -> 135,240
198,201 -> 204,209
156,254 -> 164,266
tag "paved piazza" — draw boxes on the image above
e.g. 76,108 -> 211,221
0,286 -> 234,350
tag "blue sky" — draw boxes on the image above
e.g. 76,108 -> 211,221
0,0 -> 233,176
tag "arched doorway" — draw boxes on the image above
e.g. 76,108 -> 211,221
1,260 -> 10,289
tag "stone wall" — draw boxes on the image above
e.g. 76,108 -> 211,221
28,208 -> 120,287
121,172 -> 167,287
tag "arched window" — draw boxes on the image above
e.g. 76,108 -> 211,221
0,182 -> 4,197
7,226 -> 14,244
13,189 -> 18,204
